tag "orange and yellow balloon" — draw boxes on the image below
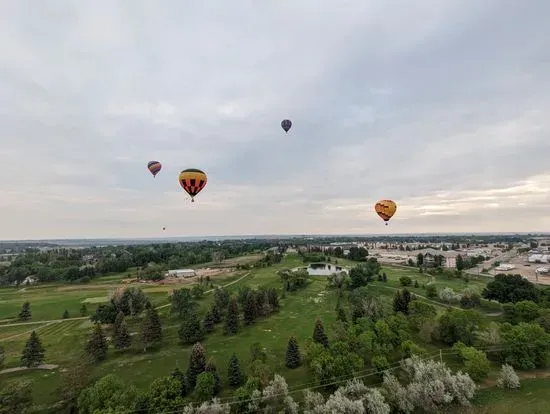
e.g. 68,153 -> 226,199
147,161 -> 162,177
178,168 -> 207,202
375,199 -> 397,225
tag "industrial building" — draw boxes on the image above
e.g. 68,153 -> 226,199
528,254 -> 549,263
165,269 -> 197,278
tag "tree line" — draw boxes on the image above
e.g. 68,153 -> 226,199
0,239 -> 278,286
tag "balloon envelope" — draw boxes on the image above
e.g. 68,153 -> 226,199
178,168 -> 207,202
147,161 -> 162,177
281,119 -> 292,132
375,200 -> 397,225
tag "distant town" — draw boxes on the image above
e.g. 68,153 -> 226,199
1,233 -> 549,286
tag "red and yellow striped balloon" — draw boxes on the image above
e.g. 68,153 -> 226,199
178,168 -> 207,202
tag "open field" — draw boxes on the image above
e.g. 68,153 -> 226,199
0,252 -> 532,412
0,256 -> 250,324
444,378 -> 550,413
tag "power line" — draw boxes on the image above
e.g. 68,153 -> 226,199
114,342 -> 541,413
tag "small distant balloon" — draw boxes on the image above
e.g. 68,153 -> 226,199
178,168 -> 207,202
281,119 -> 292,133
162,227 -> 166,231
375,200 -> 397,226
147,161 -> 162,177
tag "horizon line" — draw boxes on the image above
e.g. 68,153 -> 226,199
1,231 -> 550,244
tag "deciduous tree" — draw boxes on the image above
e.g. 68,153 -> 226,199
0,379 -> 33,413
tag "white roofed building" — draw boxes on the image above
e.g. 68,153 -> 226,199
495,263 -> 516,271
166,269 -> 196,278
528,254 -> 549,263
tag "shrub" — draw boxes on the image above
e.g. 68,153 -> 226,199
496,364 -> 520,389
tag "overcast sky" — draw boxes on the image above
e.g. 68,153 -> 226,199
1,1 -> 549,239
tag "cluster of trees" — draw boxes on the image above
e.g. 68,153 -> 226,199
176,284 -> 280,345
410,253 -> 486,271
318,269 -> 550,388
91,287 -> 151,324
279,269 -> 311,292
0,240 -> 277,286
300,245 -> 369,262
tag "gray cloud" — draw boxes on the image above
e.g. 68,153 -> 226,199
1,0 -> 549,239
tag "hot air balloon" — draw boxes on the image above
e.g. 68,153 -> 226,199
281,119 -> 292,133
162,227 -> 166,231
147,161 -> 162,177
178,168 -> 207,202
375,200 -> 397,225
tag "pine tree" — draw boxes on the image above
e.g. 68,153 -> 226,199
285,336 -> 301,369
336,305 -> 348,325
140,307 -> 162,351
85,323 -> 108,363
402,288 -> 413,313
393,290 -> 404,313
243,292 -> 257,326
178,311 -> 204,345
18,301 -> 31,321
186,342 -> 207,389
211,304 -> 222,324
113,311 -> 125,336
312,318 -> 329,348
414,280 -> 419,288
202,310 -> 215,333
113,317 -> 132,350
225,297 -> 239,336
170,367 -> 188,397
20,331 -> 45,367
62,309 -> 69,319
80,303 -> 88,316
205,357 -> 222,395
227,353 -> 242,388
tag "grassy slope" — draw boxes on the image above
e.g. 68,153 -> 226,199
1,253 -> 535,412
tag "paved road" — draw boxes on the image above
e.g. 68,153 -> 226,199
0,364 -> 59,375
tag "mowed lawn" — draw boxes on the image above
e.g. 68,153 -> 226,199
1,253 -> 501,410
93,254 -> 337,393
443,378 -> 550,413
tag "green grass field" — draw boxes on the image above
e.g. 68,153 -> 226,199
0,253 -> 529,412
443,378 -> 550,413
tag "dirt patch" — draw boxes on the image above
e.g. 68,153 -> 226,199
196,267 -> 232,278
